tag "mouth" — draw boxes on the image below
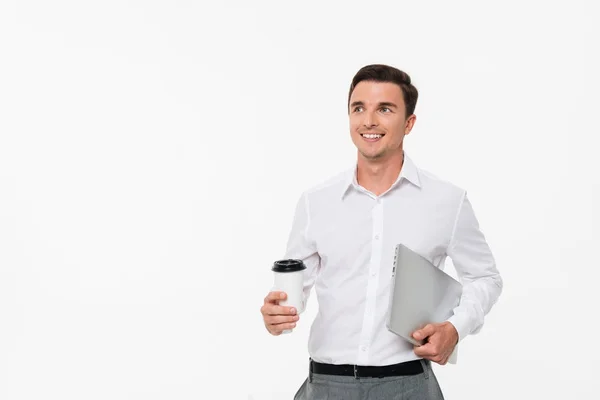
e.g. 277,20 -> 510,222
360,133 -> 385,142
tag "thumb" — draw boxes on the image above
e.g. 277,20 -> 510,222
413,324 -> 435,340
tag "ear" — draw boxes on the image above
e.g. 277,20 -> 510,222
404,114 -> 417,135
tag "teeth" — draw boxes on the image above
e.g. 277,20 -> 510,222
363,134 -> 382,139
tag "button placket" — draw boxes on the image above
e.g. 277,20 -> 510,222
356,197 -> 384,365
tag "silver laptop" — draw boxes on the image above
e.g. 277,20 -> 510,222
386,243 -> 462,346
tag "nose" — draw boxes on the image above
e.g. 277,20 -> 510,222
363,111 -> 378,129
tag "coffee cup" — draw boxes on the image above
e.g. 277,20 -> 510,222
272,259 -> 306,333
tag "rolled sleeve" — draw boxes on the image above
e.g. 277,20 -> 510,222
446,192 -> 503,342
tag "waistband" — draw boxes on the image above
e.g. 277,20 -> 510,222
309,358 -> 424,379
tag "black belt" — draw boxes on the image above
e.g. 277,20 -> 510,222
310,358 -> 423,379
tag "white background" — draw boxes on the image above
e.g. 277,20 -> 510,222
1,1 -> 598,399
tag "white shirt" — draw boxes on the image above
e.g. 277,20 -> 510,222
283,154 -> 503,366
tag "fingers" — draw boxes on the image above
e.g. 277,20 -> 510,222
413,342 -> 436,358
419,352 -> 448,365
260,303 -> 297,316
261,291 -> 299,335
265,316 -> 300,335
412,323 -> 457,365
265,314 -> 300,326
268,321 -> 298,335
262,291 -> 296,315
263,312 -> 299,335
264,291 -> 287,304
414,337 -> 452,365
412,323 -> 436,341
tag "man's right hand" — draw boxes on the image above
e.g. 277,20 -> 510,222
261,291 -> 300,335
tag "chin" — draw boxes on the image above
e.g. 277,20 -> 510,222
359,150 -> 385,161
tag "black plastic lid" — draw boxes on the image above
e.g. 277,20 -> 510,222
272,259 -> 306,273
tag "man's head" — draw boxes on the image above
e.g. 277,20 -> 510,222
347,64 -> 418,162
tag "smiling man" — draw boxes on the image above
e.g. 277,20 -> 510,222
260,64 -> 503,399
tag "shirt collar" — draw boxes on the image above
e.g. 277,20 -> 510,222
341,153 -> 421,199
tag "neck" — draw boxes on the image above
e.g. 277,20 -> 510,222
356,151 -> 404,196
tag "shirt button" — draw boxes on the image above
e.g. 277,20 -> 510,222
371,271 -> 377,277
374,235 -> 380,240
361,346 -> 367,351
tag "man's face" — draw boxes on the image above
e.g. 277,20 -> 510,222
348,81 -> 415,162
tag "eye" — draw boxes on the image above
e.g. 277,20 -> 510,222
353,106 -> 364,113
380,107 -> 391,113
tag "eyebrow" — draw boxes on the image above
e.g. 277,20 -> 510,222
350,101 -> 398,109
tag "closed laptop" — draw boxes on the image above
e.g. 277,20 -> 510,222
386,243 -> 463,346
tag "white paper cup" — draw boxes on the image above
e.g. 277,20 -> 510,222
272,259 -> 306,334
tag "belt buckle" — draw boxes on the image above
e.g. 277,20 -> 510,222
353,364 -> 359,379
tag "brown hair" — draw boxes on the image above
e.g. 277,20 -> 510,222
348,64 -> 418,117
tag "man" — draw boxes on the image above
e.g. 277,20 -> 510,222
260,64 -> 503,399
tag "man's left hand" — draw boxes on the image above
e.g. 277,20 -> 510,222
412,322 -> 458,365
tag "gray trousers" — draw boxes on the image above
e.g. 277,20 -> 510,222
293,359 -> 444,400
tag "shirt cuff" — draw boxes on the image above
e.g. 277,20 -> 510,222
446,312 -> 471,343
